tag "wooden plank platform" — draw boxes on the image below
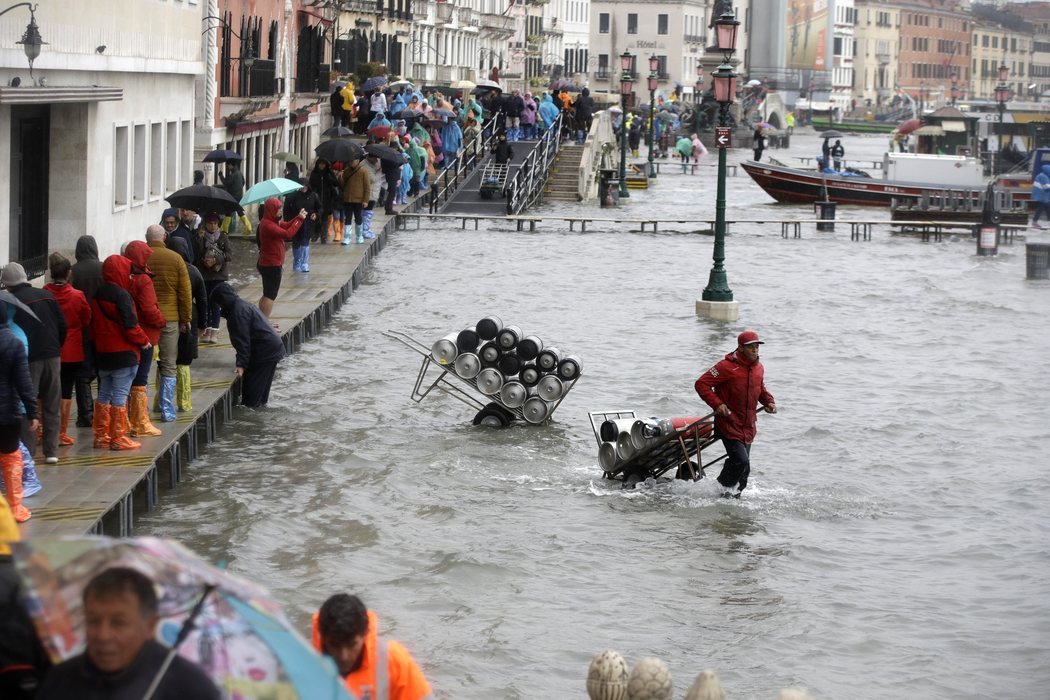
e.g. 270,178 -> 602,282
18,203 -> 416,538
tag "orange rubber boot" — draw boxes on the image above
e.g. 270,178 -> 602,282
1,450 -> 31,522
128,386 -> 162,437
92,402 -> 111,449
108,405 -> 141,451
59,398 -> 76,445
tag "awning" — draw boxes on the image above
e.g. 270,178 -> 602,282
940,120 -> 966,132
0,85 -> 123,104
914,125 -> 945,136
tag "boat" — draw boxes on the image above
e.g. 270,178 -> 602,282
742,152 -> 1019,207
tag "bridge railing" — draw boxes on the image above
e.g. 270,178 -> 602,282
505,113 -> 563,214
578,110 -> 616,201
428,127 -> 500,214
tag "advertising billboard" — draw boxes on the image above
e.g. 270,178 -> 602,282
786,0 -> 829,70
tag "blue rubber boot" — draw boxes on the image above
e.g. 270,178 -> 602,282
159,376 -> 177,422
355,223 -> 364,244
362,209 -> 375,239
20,441 -> 42,498
301,245 -> 310,272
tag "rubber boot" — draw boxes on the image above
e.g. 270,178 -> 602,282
291,246 -> 301,272
75,378 -> 94,427
1,451 -> 31,522
59,398 -> 76,445
159,376 -> 177,422
356,223 -> 364,244
92,402 -> 112,449
301,245 -> 311,272
333,219 -> 343,242
176,365 -> 192,412
362,209 -> 375,239
341,221 -> 353,245
108,405 -> 141,451
128,386 -> 162,436
20,442 -> 42,498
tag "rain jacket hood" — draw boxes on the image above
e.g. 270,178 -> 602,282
102,255 -> 135,291
209,282 -> 240,319
74,235 -> 100,262
166,236 -> 193,265
123,240 -> 154,275
263,197 -> 282,222
1043,164 -> 1050,177
160,207 -> 179,224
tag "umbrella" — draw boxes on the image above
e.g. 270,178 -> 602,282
365,143 -> 406,164
450,79 -> 476,91
367,125 -> 392,139
314,138 -> 365,163
820,129 -> 845,139
360,76 -> 388,92
330,80 -> 347,90
607,105 -> 623,114
550,79 -> 580,92
0,289 -> 39,322
395,108 -> 424,120
322,125 -> 353,137
12,536 -> 355,700
430,108 -> 457,119
202,149 -> 242,164
271,151 -> 304,166
896,118 -> 922,135
166,185 -> 241,215
388,79 -> 413,92
655,111 -> 677,122
474,79 -> 501,90
240,177 -> 305,206
745,79 -> 763,87
756,122 -> 775,130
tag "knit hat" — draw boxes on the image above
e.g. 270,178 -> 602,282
203,212 -> 221,224
1,262 -> 28,287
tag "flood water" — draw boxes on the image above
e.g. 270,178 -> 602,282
138,132 -> 1050,699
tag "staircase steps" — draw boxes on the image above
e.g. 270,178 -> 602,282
543,144 -> 586,202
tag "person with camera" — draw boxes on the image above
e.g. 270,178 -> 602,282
193,213 -> 231,344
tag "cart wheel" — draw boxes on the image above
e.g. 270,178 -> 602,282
472,402 -> 515,428
622,471 -> 646,490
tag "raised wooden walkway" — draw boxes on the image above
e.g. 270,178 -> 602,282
19,204 -> 415,538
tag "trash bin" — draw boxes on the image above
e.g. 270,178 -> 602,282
599,168 -> 619,207
815,200 -> 836,231
1027,243 -> 1050,279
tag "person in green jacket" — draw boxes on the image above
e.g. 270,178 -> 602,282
675,135 -> 694,173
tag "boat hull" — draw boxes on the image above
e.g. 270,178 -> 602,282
741,161 -> 986,207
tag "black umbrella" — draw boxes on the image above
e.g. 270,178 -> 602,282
361,76 -> 388,92
315,138 -> 365,163
0,289 -> 40,322
203,149 -> 241,163
471,85 -> 503,96
165,185 -> 241,215
395,109 -> 424,120
322,125 -> 353,137
364,143 -> 406,164
820,129 -> 845,139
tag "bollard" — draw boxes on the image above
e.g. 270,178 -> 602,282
814,200 -> 836,231
975,223 -> 1000,256
685,670 -> 726,700
587,650 -> 629,700
627,657 -> 673,700
1026,243 -> 1050,279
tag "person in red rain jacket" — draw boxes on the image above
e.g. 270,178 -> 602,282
694,330 -> 777,498
90,256 -> 152,451
256,197 -> 305,321
43,253 -> 91,446
122,241 -> 166,438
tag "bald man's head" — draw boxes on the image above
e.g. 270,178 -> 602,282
145,224 -> 166,242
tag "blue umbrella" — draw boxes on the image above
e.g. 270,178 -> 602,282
240,177 -> 305,206
361,76 -> 388,92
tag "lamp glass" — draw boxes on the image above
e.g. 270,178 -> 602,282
714,14 -> 740,52
995,86 -> 1009,103
620,78 -> 634,96
620,51 -> 633,72
712,71 -> 736,103
649,55 -> 659,73
648,76 -> 659,91
998,64 -> 1009,82
22,40 -> 41,62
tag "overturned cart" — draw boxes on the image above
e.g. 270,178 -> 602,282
384,322 -> 581,427
589,410 -> 726,489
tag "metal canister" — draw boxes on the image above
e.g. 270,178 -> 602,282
456,326 -> 480,353
598,442 -> 620,474
522,396 -> 551,424
629,418 -> 661,450
557,354 -> 583,380
430,333 -> 459,365
615,431 -> 636,460
479,341 -> 502,368
500,381 -> 528,408
599,418 -> 636,443
497,352 -> 522,377
497,325 -> 522,350
517,335 -> 544,361
536,374 -> 563,401
453,352 -> 481,379
519,363 -> 541,387
476,367 -> 504,396
476,316 -> 503,341
536,346 -> 560,372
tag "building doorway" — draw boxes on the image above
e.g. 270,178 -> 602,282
8,104 -> 50,278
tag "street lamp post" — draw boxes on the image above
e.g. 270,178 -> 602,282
618,51 -> 634,199
698,10 -> 740,320
0,3 -> 46,79
994,64 -> 1010,176
646,54 -> 659,179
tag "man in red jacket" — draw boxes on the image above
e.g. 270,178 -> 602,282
694,330 -> 777,498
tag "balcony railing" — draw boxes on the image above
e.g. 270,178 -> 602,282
684,33 -> 705,44
595,69 -> 611,80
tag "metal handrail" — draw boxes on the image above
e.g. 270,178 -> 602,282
506,113 -> 563,214
429,126 -> 500,213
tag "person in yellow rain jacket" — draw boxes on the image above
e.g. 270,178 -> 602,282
341,81 -> 357,128
312,594 -> 433,700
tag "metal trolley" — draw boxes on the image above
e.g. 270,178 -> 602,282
384,330 -> 580,427
587,410 -> 727,488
